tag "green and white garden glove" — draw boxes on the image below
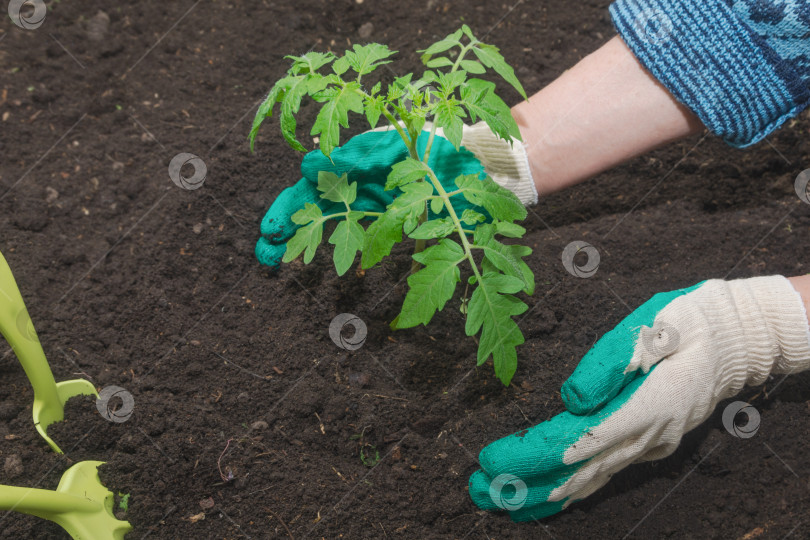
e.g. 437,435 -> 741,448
469,275 -> 810,521
255,121 -> 536,267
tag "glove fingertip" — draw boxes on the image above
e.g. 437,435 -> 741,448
478,439 -> 508,473
255,237 -> 284,269
560,350 -> 638,415
468,469 -> 501,511
560,378 -> 604,415
261,178 -> 321,237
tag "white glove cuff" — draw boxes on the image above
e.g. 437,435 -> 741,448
734,275 -> 810,377
460,122 -> 538,206
371,121 -> 539,206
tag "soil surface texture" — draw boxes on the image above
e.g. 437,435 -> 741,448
1,0 -> 809,539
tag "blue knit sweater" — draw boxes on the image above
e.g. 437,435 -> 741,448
610,0 -> 810,147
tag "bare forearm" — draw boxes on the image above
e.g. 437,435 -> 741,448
513,36 -> 705,196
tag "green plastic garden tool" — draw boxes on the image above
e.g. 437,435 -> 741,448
0,250 -> 98,453
0,460 -> 132,539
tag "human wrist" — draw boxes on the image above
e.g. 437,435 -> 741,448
733,276 -> 810,377
787,275 -> 810,326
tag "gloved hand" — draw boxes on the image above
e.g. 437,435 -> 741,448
255,121 -> 537,267
469,275 -> 810,521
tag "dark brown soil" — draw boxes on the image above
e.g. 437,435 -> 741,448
2,0 -> 810,539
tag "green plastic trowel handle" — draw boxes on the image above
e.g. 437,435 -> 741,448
0,249 -> 98,454
0,461 -> 133,540
0,483 -> 98,516
0,250 -> 63,414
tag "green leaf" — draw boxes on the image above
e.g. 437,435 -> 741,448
434,99 -> 465,150
494,220 -> 526,238
387,73 -> 413,101
394,73 -> 414,87
361,211 -> 403,269
461,24 -> 476,41
329,217 -> 364,276
283,220 -> 324,264
419,38 -> 459,57
418,28 -> 463,64
460,209 -> 486,225
311,82 -> 364,157
460,59 -> 486,74
481,238 -> 534,294
472,43 -> 527,99
317,171 -> 357,205
465,272 -> 528,385
509,244 -> 534,295
455,175 -> 527,221
404,112 -> 426,140
401,82 -> 432,117
280,75 -> 310,152
333,56 -> 350,76
285,52 -> 336,75
474,222 -> 495,246
460,78 -> 521,142
343,43 -> 397,76
476,227 -> 533,294
481,253 -> 497,275
430,197 -> 444,215
361,181 -> 434,268
385,158 -> 431,190
426,57 -> 454,68
290,202 -> 323,225
394,239 -> 464,328
251,53 -> 342,152
307,74 -> 331,95
436,70 -> 468,94
421,70 -> 438,85
363,81 -> 385,129
249,80 -> 286,152
409,217 -> 455,239
365,94 -> 385,129
391,181 -> 434,234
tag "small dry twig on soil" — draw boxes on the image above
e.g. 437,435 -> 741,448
266,508 -> 294,539
217,438 -> 234,482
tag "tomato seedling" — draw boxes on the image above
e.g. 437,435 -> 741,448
250,25 -> 534,385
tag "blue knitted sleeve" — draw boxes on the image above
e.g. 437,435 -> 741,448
610,0 -> 810,147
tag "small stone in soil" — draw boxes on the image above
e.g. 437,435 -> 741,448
251,420 -> 268,431
358,22 -> 374,38
86,11 -> 110,41
348,372 -> 370,387
4,454 -> 24,478
199,497 -> 215,510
